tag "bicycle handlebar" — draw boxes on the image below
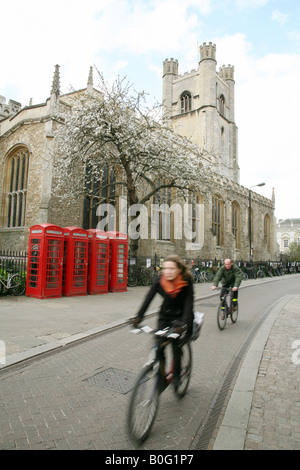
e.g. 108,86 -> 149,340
130,324 -> 182,340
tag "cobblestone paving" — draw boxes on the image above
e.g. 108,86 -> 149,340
244,296 -> 300,450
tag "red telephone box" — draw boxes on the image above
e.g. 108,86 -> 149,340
107,231 -> 128,292
26,224 -> 64,299
62,227 -> 89,296
87,229 -> 109,295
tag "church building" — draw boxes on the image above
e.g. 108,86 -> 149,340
0,43 -> 278,262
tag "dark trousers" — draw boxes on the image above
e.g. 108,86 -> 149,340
220,286 -> 238,305
156,319 -> 182,379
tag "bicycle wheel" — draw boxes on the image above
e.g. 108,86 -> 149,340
205,271 -> 214,282
127,271 -> 138,287
175,342 -> 192,399
217,301 -> 227,330
230,301 -> 239,323
9,274 -> 26,296
127,363 -> 160,446
257,270 -> 265,279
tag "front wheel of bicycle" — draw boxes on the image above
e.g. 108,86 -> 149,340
217,302 -> 227,330
127,272 -> 138,287
127,363 -> 160,446
9,274 -> 26,296
175,342 -> 192,399
230,301 -> 239,323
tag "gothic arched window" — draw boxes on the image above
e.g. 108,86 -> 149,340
83,161 -> 116,230
219,94 -> 225,116
188,191 -> 203,244
264,213 -> 271,252
152,179 -> 172,240
212,194 -> 224,246
5,147 -> 29,228
231,201 -> 240,249
181,91 -> 192,113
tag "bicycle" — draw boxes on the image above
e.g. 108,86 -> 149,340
127,312 -> 204,446
217,287 -> 238,330
0,269 -> 26,296
256,266 -> 266,278
240,269 -> 248,280
127,266 -> 151,287
192,267 -> 201,283
198,268 -> 214,283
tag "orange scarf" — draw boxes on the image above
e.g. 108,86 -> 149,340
160,274 -> 188,298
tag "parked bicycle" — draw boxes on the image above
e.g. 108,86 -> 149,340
240,269 -> 248,280
198,268 -> 214,283
192,267 -> 214,283
127,312 -> 204,446
127,266 -> 151,287
0,268 -> 26,296
217,287 -> 238,330
256,266 -> 266,278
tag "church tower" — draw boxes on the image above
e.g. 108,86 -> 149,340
162,42 -> 239,184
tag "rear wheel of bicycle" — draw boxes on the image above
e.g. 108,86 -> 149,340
141,271 -> 151,286
217,302 -> 227,330
175,342 -> 192,399
230,301 -> 239,323
9,274 -> 26,296
127,363 -> 160,446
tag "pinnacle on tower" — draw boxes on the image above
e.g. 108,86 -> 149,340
51,65 -> 60,97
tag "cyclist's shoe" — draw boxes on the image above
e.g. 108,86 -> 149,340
231,304 -> 237,312
130,317 -> 141,328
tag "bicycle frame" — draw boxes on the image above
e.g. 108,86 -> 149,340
217,287 -> 238,330
0,271 -> 26,296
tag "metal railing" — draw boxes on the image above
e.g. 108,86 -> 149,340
0,250 -> 28,276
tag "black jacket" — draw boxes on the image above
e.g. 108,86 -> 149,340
136,277 -> 194,333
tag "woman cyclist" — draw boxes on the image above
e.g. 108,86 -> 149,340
131,255 -> 194,390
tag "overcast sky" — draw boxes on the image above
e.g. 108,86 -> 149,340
1,0 -> 300,221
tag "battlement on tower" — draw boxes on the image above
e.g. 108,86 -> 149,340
219,65 -> 235,81
199,42 -> 216,62
163,58 -> 179,77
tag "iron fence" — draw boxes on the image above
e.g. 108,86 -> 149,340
0,250 -> 28,276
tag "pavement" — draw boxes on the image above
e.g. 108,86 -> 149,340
0,274 -> 300,450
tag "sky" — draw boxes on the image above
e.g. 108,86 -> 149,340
1,0 -> 300,221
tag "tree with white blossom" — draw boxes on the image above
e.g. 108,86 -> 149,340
54,72 -> 215,254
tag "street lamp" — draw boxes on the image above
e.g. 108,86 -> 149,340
249,182 -> 265,263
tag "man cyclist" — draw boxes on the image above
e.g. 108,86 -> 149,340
211,259 -> 242,312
